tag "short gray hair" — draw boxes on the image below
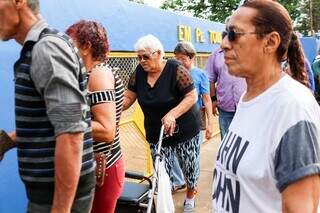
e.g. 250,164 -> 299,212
27,0 -> 40,14
174,41 -> 196,59
134,34 -> 164,57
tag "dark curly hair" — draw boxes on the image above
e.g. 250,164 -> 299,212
66,20 -> 110,62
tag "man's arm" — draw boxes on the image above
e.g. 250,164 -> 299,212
205,52 -> 219,116
275,119 -> 320,213
210,82 -> 218,116
52,132 -> 83,213
282,175 -> 320,213
199,71 -> 214,139
202,94 -> 214,139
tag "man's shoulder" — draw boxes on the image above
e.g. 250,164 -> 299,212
34,32 -> 72,52
32,32 -> 77,66
30,31 -> 80,76
211,48 -> 223,57
24,18 -> 49,43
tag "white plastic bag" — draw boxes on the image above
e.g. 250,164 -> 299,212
156,160 -> 175,213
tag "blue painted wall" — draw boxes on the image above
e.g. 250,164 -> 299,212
300,37 -> 320,62
40,0 -> 224,53
0,40 -> 27,213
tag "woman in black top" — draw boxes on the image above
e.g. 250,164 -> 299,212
123,34 -> 201,212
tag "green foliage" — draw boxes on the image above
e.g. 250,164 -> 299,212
295,0 -> 320,35
279,0 -> 301,21
314,0 -> 320,33
161,0 -> 319,35
161,0 -> 238,23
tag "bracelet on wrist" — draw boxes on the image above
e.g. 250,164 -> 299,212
211,95 -> 217,102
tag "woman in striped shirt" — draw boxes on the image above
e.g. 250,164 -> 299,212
66,20 -> 125,213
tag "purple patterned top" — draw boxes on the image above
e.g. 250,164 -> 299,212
206,48 -> 246,112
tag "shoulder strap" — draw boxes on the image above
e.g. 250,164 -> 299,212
38,28 -> 87,91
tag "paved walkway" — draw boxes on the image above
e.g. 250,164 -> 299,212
172,135 -> 221,212
120,115 -> 221,212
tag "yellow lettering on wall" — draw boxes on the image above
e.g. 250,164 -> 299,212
185,26 -> 191,41
178,25 -> 184,41
177,25 -> 191,42
195,28 -> 205,43
209,31 -> 222,44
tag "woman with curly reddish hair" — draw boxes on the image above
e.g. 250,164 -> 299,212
66,20 -> 125,213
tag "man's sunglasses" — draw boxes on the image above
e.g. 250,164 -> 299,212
137,51 -> 157,61
222,29 -> 263,42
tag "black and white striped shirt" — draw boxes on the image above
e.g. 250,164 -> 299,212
88,62 -> 124,169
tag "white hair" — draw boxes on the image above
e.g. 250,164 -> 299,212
134,34 -> 164,57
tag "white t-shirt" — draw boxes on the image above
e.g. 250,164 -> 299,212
212,75 -> 320,213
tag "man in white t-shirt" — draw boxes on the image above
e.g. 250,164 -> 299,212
213,1 -> 320,212
213,75 -> 320,212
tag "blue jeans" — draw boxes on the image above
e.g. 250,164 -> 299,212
199,130 -> 204,145
171,131 -> 203,188
150,133 -> 200,189
172,155 -> 186,187
218,108 -> 235,140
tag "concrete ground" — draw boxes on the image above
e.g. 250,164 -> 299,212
172,134 -> 221,213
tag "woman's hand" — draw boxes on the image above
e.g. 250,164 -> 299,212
212,101 -> 219,116
161,113 -> 176,136
160,89 -> 197,137
205,122 -> 214,140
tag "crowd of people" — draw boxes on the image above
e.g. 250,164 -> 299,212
0,0 -> 319,212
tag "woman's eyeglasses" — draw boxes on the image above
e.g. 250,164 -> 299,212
222,29 -> 262,42
137,51 -> 157,61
